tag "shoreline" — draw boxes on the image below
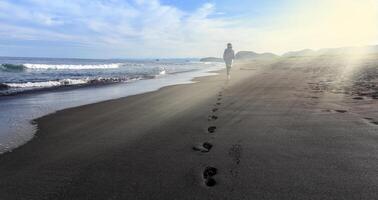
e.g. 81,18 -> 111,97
0,67 -> 223,154
0,68 -> 206,97
31,68 -> 225,126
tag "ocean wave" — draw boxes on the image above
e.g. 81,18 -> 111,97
156,66 -> 166,75
1,76 -> 144,92
0,83 -> 9,90
0,64 -> 26,71
4,79 -> 89,88
159,70 -> 166,75
23,63 -> 121,70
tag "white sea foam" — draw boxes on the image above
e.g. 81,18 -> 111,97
5,79 -> 88,88
159,70 -> 166,75
23,63 -> 121,70
158,66 -> 166,75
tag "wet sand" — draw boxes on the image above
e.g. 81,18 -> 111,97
0,57 -> 377,199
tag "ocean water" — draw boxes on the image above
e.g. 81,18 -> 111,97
0,57 -> 217,95
0,57 -> 224,154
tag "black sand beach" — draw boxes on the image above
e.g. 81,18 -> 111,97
0,57 -> 377,199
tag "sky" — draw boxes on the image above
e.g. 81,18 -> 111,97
0,0 -> 377,58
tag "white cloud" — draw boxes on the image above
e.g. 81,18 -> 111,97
0,0 -> 255,57
0,24 -> 79,42
0,0 -> 377,58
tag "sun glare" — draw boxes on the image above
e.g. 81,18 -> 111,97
273,0 -> 378,53
282,0 -> 378,92
325,0 -> 377,46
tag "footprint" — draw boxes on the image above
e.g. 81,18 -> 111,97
205,178 -> 216,187
353,96 -> 364,100
208,126 -> 216,133
217,97 -> 222,101
228,144 -> 242,165
193,142 -> 213,153
216,102 -> 221,106
212,108 -> 218,112
364,118 -> 378,126
203,166 -> 217,187
208,115 -> 218,121
203,167 -> 217,178
202,142 -> 213,150
321,109 -> 348,113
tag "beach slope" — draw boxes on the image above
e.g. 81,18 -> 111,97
0,58 -> 377,199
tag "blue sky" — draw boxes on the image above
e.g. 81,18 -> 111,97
0,0 -> 377,58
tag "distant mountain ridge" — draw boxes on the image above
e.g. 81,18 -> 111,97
235,51 -> 279,60
199,51 -> 279,63
200,45 -> 378,62
282,45 -> 378,57
282,49 -> 315,57
199,57 -> 223,62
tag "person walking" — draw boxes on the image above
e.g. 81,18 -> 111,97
223,43 -> 235,80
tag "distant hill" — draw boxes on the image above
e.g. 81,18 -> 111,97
282,45 -> 378,57
282,49 -> 316,57
318,45 -> 378,55
200,45 -> 378,62
235,51 -> 279,60
199,57 -> 223,62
